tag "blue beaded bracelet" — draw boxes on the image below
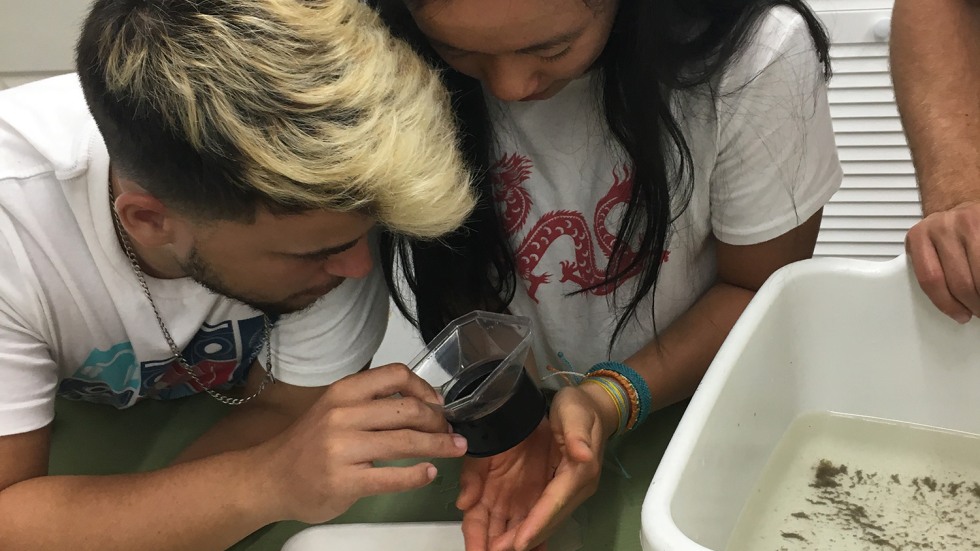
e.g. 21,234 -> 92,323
587,361 -> 652,429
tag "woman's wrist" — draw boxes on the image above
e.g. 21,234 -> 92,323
578,380 -> 622,440
585,361 -> 653,433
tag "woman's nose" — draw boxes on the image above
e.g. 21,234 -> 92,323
482,56 -> 540,102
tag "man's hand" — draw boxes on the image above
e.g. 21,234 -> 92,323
906,201 -> 980,323
256,364 -> 469,524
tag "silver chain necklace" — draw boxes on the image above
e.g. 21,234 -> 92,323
109,182 -> 276,406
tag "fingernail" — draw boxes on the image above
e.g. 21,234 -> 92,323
427,465 -> 438,480
955,313 -> 971,324
452,434 -> 468,450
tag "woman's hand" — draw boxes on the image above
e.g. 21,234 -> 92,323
457,383 -> 618,551
457,418 -> 556,551
510,384 -> 616,550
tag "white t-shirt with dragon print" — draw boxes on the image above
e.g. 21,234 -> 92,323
488,7 -> 842,385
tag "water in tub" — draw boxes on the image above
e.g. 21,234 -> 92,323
725,411 -> 980,550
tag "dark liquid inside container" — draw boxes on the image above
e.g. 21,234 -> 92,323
444,359 -> 547,457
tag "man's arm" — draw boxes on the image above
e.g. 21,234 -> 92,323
0,365 -> 467,551
893,0 -> 980,213
0,425 -> 278,550
173,359 -> 341,464
894,0 -> 980,320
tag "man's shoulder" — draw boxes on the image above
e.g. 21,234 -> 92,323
0,76 -> 109,332
0,74 -> 100,183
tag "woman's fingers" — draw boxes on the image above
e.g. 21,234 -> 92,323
457,457 -> 488,510
462,504 -> 491,551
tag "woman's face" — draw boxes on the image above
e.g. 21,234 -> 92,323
408,0 -> 619,102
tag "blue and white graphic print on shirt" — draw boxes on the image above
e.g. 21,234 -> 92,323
60,315 -> 266,408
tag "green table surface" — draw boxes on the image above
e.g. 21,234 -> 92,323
49,396 -> 687,551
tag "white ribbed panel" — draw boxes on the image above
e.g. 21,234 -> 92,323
813,7 -> 919,260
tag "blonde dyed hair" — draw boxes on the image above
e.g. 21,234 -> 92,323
81,0 -> 474,238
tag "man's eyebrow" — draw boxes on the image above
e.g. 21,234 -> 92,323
432,28 -> 583,55
289,238 -> 360,259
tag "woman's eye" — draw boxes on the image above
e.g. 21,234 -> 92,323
541,46 -> 572,62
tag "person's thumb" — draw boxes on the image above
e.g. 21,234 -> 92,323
455,460 -> 485,510
552,397 -> 596,463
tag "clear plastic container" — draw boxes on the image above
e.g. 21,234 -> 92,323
408,311 -> 546,456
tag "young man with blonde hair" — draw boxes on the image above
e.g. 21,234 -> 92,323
0,0 -> 474,548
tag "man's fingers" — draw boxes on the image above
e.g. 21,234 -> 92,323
353,463 -> 439,497
339,397 -> 449,433
964,234 -> 980,314
331,364 -> 442,405
933,234 -> 980,317
342,430 -> 467,463
907,225 -> 972,322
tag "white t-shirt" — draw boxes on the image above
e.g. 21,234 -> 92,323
0,74 -> 388,436
489,8 -> 843,383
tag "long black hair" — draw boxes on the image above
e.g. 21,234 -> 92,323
370,0 -> 832,345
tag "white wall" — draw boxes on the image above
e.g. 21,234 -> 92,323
0,0 -> 90,89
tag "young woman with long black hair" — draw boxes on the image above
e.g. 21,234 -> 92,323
371,1 -> 842,549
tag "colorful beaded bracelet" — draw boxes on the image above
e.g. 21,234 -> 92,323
588,369 -> 639,430
586,361 -> 652,430
581,376 -> 629,435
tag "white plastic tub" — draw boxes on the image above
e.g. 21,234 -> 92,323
640,255 -> 980,551
282,522 -> 464,551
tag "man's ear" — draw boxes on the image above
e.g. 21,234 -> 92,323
113,190 -> 182,249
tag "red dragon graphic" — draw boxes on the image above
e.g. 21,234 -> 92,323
491,153 -> 660,302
